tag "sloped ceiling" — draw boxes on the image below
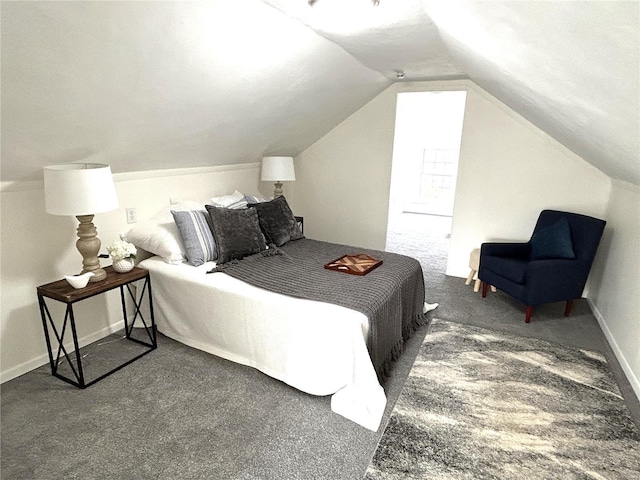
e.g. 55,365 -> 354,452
422,0 -> 639,185
1,0 -> 638,185
0,0 -> 389,182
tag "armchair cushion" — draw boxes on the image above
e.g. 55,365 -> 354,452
530,218 -> 575,260
480,256 -> 529,284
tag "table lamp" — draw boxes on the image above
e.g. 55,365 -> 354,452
44,163 -> 119,282
261,156 -> 296,197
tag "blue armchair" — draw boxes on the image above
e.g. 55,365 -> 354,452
479,210 -> 606,323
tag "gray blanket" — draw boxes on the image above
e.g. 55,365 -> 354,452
209,238 -> 428,381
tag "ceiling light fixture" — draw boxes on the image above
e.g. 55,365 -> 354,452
395,70 -> 405,79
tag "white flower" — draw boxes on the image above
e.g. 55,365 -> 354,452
107,239 -> 137,260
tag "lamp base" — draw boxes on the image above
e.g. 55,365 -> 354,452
87,268 -> 107,282
76,215 -> 107,282
273,181 -> 284,197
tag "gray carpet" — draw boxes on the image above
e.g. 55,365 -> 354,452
385,213 -> 640,425
365,319 -> 640,479
0,325 -> 431,480
1,213 -> 637,479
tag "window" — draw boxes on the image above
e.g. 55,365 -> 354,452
418,148 -> 459,203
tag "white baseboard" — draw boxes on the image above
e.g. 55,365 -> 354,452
588,299 -> 640,402
0,320 -> 125,384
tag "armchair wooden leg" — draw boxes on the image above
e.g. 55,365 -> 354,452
525,306 -> 533,323
564,300 -> 574,317
481,281 -> 488,298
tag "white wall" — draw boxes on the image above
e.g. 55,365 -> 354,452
589,180 -> 640,398
448,84 -> 611,278
288,79 -> 611,269
287,86 -> 398,250
0,164 -> 260,382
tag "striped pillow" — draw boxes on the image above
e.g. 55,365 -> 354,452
171,210 -> 217,266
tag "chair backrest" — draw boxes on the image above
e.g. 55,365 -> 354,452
532,210 -> 606,264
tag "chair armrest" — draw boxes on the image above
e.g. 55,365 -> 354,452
527,258 -> 586,281
481,242 -> 530,258
525,258 -> 589,302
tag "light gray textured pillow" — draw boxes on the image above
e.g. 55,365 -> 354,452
205,205 -> 267,264
171,210 -> 217,266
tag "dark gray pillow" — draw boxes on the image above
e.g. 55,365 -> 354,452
205,205 -> 267,264
248,196 -> 303,247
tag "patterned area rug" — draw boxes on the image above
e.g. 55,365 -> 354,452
365,319 -> 640,479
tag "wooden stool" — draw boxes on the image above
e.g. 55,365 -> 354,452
466,248 -> 495,293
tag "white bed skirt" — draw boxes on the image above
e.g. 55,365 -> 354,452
139,257 -> 387,431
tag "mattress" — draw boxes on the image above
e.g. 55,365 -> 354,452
139,256 -> 387,431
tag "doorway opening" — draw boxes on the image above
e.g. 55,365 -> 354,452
385,90 -> 467,273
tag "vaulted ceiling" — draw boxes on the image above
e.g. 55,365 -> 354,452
1,1 -> 638,185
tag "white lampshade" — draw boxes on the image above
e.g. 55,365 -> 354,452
44,163 -> 119,216
261,156 -> 296,182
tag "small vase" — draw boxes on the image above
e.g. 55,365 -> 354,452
112,257 -> 135,273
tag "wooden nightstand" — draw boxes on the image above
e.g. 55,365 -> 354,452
36,266 -> 156,388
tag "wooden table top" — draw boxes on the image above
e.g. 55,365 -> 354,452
37,266 -> 149,303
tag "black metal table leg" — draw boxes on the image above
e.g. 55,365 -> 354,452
36,267 -> 156,389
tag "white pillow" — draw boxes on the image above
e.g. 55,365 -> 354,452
121,200 -> 204,264
209,190 -> 247,209
244,193 -> 273,204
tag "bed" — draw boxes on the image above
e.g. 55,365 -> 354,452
126,194 -> 431,431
